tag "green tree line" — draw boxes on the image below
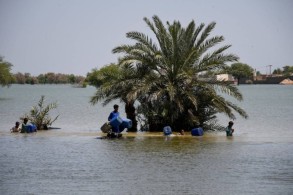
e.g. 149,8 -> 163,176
1,56 -> 85,86
12,72 -> 85,84
273,66 -> 293,77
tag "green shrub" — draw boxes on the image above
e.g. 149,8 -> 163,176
21,95 -> 59,130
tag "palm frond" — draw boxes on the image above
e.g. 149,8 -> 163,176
195,21 -> 216,49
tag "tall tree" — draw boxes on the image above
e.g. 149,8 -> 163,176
0,57 -> 14,87
91,15 -> 248,131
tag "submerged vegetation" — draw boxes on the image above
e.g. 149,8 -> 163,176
88,15 -> 248,132
21,95 -> 59,130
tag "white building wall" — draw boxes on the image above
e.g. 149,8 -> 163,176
216,74 -> 234,81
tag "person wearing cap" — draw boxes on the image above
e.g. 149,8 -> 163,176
226,121 -> 235,136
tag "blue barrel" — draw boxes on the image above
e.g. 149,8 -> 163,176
27,124 -> 37,133
110,116 -> 123,128
31,124 -> 37,132
121,118 -> 132,129
191,127 -> 203,136
163,126 -> 172,136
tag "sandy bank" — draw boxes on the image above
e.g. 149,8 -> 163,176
2,130 -> 293,143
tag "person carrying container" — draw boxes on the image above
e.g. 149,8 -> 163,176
107,104 -> 122,137
20,118 -> 37,133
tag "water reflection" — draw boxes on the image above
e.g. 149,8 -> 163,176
1,133 -> 293,194
1,85 -> 293,194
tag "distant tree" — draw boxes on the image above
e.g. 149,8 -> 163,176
86,69 -> 99,86
273,68 -> 282,75
14,72 -> 26,84
0,57 -> 14,87
45,72 -> 56,84
55,73 -> 67,84
24,73 -> 32,84
37,74 -> 47,84
74,75 -> 85,85
86,64 -> 119,87
14,72 -> 85,84
283,65 -> 293,77
228,63 -> 254,85
68,74 -> 76,84
29,77 -> 38,84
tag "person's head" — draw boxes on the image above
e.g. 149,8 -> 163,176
228,121 -> 234,127
113,104 -> 119,111
15,121 -> 20,127
23,118 -> 28,124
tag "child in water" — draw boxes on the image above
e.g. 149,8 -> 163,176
10,121 -> 21,132
226,121 -> 234,136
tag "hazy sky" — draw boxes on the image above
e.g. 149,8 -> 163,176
0,0 -> 292,76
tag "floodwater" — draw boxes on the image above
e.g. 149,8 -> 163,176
0,85 -> 293,194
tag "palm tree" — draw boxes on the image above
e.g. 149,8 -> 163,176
92,15 -> 248,131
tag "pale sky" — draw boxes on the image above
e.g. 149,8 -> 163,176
0,0 -> 292,76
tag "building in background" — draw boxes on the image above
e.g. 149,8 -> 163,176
216,74 -> 235,84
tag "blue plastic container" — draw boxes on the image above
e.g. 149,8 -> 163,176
27,124 -> 37,133
32,124 -> 37,132
163,126 -> 172,136
110,116 -> 123,127
191,127 -> 203,136
121,118 -> 132,129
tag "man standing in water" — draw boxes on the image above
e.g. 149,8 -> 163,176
20,118 -> 29,133
107,104 -> 121,138
226,121 -> 235,136
108,104 -> 120,122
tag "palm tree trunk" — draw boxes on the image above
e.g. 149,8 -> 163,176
125,102 -> 137,132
